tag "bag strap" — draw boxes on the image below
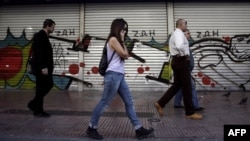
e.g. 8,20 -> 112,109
105,40 -> 115,65
108,50 -> 115,64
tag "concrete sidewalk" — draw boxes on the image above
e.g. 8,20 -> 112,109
0,90 -> 249,141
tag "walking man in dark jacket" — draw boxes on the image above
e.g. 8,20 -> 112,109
28,19 -> 55,118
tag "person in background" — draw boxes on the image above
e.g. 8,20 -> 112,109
173,29 -> 205,112
154,19 -> 203,120
86,18 -> 154,140
27,19 -> 55,118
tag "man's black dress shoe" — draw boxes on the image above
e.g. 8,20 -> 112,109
174,105 -> 184,108
194,107 -> 205,112
28,101 -> 38,113
34,111 -> 51,118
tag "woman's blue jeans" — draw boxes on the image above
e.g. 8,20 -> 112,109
89,71 -> 141,130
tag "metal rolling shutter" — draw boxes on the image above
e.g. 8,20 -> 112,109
0,4 -> 80,90
174,3 -> 250,91
84,2 -> 168,91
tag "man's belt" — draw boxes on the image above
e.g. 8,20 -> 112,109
172,54 -> 183,57
172,55 -> 190,61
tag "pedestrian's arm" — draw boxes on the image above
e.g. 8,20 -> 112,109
109,37 -> 129,59
175,33 -> 189,56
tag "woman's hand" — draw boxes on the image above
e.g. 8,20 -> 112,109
109,37 -> 129,59
120,30 -> 125,42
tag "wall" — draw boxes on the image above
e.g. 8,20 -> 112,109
0,2 -> 249,91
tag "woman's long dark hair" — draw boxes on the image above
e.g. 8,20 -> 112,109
105,18 -> 128,61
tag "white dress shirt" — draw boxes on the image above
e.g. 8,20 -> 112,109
169,28 -> 190,56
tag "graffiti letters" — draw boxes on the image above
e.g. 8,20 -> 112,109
132,30 -> 155,37
197,30 -> 219,38
54,29 -> 75,36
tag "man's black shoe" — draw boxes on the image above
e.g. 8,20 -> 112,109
174,105 -> 184,108
28,101 -> 38,113
194,107 -> 205,112
86,126 -> 103,140
135,127 -> 154,140
34,111 -> 50,118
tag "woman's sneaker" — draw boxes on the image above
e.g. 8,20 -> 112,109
135,127 -> 154,140
86,126 -> 103,140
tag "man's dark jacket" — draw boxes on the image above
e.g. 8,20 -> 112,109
31,30 -> 54,75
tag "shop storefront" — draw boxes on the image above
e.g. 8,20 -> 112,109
1,1 -> 249,91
